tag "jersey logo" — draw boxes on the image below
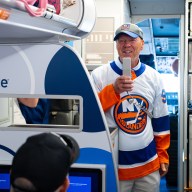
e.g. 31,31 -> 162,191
114,95 -> 149,134
161,89 -> 167,103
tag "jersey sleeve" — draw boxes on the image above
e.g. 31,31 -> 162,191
152,116 -> 170,164
91,69 -> 120,112
152,75 -> 170,164
98,84 -> 120,111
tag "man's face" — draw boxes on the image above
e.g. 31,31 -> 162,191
116,34 -> 144,65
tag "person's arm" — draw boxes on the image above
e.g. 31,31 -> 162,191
92,70 -> 133,112
152,78 -> 170,177
100,76 -> 134,111
17,98 -> 39,108
159,162 -> 169,177
153,128 -> 170,177
98,84 -> 120,112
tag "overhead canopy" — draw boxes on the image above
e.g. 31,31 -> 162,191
128,0 -> 184,15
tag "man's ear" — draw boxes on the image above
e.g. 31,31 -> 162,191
140,39 -> 144,51
59,177 -> 70,192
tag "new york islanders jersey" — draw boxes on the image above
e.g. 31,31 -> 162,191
91,58 -> 170,180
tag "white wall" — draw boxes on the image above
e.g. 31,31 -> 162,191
122,0 -> 131,23
95,0 -> 122,24
74,0 -> 132,60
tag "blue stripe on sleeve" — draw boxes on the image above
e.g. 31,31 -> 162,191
152,115 -> 170,132
119,139 -> 156,165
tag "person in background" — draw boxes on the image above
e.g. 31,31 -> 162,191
17,98 -> 39,108
10,132 -> 80,192
18,98 -> 50,124
91,23 -> 170,192
13,98 -> 39,124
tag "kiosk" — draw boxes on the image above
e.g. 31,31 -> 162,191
0,1 -> 119,191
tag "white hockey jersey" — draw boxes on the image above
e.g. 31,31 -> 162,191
91,58 -> 170,180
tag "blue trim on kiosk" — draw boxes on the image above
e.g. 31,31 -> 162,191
45,46 -> 105,132
0,145 -> 16,156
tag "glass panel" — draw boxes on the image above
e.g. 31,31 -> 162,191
0,96 -> 83,131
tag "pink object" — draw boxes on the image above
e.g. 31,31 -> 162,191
48,0 -> 61,14
19,0 -> 48,17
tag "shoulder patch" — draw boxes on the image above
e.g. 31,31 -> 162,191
161,89 -> 167,103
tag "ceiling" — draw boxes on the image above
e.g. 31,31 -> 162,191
152,18 -> 179,56
138,18 -> 180,56
128,0 -> 184,15
152,19 -> 179,37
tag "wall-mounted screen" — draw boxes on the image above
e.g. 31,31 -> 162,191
156,56 -> 178,74
68,167 -> 103,192
0,165 -> 10,192
0,164 -> 105,192
154,37 -> 179,56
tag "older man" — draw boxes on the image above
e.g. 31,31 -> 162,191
91,23 -> 170,192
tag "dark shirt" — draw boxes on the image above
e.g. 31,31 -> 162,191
19,99 -> 50,124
